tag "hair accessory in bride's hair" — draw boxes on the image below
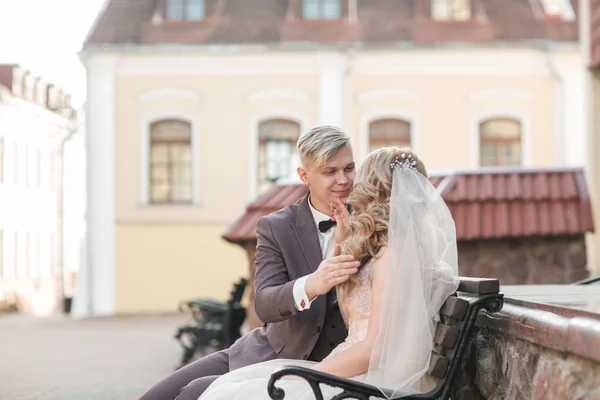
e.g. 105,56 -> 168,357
390,153 -> 417,171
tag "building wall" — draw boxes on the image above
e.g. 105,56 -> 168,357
0,95 -> 71,315
589,73 -> 600,274
581,0 -> 600,275
350,72 -> 555,168
84,46 -> 588,315
114,224 -> 246,313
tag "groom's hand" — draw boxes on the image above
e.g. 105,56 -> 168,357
305,245 -> 360,300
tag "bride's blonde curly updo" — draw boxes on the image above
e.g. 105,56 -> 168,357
337,146 -> 427,304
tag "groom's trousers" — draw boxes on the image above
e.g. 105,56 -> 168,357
139,349 -> 230,400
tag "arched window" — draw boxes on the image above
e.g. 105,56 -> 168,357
166,0 -> 205,21
258,119 -> 301,193
149,120 -> 192,203
302,0 -> 342,19
368,118 -> 411,152
479,118 -> 522,167
431,0 -> 472,21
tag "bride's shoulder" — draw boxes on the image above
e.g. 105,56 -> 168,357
375,245 -> 388,260
369,246 -> 389,278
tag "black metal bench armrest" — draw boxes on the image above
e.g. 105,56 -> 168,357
268,365 -> 380,400
268,366 -> 440,400
182,299 -> 228,313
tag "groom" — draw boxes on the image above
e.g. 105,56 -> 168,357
140,126 -> 359,400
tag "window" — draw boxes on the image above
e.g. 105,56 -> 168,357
479,119 -> 522,167
368,119 -> 412,153
30,233 -> 40,279
49,151 -> 56,190
258,119 -> 301,192
35,149 -> 41,188
2,230 -> 14,280
149,120 -> 193,204
538,0 -> 575,21
303,0 -> 342,20
24,145 -> 29,187
25,233 -> 30,279
166,0 -> 205,21
16,231 -> 26,279
14,142 -> 21,186
431,0 -> 471,21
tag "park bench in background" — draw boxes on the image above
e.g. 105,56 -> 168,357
174,278 -> 247,369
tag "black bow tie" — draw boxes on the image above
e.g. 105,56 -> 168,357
317,204 -> 352,233
318,219 -> 336,233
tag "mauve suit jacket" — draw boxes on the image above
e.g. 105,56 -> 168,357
228,193 -> 347,371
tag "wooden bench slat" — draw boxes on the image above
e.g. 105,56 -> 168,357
458,277 -> 499,294
428,352 -> 450,379
434,323 -> 459,349
440,296 -> 469,320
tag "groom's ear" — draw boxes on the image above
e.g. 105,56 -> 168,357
297,166 -> 309,186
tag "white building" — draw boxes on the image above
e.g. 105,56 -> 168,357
0,64 -> 83,315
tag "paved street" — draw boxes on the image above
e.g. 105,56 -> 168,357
0,313 -> 189,400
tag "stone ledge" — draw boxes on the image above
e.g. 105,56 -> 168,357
471,330 -> 600,399
477,299 -> 600,363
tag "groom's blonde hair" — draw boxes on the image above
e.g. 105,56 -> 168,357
297,126 -> 351,169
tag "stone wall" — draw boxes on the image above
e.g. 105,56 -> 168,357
464,329 -> 600,399
465,298 -> 600,399
458,236 -> 589,285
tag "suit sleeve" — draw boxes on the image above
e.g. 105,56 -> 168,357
253,216 -> 300,323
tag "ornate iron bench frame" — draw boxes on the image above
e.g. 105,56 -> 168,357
174,278 -> 247,369
267,277 -> 504,400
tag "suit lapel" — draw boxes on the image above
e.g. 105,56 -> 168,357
291,193 -> 323,273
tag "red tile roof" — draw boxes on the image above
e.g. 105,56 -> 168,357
84,0 -> 578,47
222,167 -> 595,244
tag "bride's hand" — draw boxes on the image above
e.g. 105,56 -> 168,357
330,198 -> 351,246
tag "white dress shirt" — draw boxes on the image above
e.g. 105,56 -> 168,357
292,197 -> 336,311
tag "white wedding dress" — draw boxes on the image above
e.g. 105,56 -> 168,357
199,257 -> 376,400
199,158 -> 460,400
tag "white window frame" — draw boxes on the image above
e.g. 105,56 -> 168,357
360,111 -> 420,161
140,112 -> 201,206
538,0 -> 575,21
302,0 -> 343,20
470,111 -> 531,168
431,0 -> 472,21
249,113 -> 308,201
166,0 -> 205,21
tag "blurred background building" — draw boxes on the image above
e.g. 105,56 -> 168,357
0,64 -> 83,315
582,0 -> 600,294
75,0 -> 597,316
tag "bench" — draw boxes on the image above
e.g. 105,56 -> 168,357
267,277 -> 503,400
174,278 -> 248,369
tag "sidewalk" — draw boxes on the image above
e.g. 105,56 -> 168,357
0,313 -> 189,400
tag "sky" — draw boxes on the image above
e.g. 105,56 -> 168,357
0,0 -> 106,108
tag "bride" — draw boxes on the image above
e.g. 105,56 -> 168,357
199,147 -> 459,399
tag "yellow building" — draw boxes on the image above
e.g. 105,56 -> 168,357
78,0 -> 591,316
581,0 -> 600,281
